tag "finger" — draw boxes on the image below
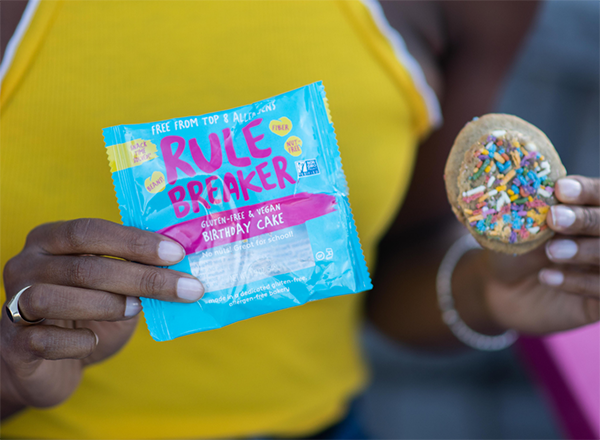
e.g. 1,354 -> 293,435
18,284 -> 142,322
40,255 -> 204,302
548,205 -> 600,236
539,268 -> 599,298
545,238 -> 599,266
555,176 -> 600,206
28,219 -> 185,265
13,325 -> 98,361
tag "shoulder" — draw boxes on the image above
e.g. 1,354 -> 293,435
439,1 -> 539,61
379,1 -> 445,100
379,1 -> 540,101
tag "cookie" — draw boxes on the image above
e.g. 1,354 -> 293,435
445,114 -> 566,254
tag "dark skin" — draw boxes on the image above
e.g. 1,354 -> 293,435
370,1 -> 599,345
1,0 -> 599,421
0,0 -> 28,62
371,0 -> 536,344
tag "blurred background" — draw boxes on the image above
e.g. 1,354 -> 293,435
359,1 -> 600,438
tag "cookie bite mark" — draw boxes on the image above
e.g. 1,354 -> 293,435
457,131 -> 556,245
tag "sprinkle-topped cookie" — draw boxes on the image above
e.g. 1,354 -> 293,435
458,130 -> 554,244
445,114 -> 566,254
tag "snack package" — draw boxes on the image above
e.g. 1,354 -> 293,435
103,82 -> 372,341
445,114 -> 566,254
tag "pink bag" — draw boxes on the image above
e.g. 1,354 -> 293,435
519,323 -> 600,439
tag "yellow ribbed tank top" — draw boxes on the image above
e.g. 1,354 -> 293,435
1,1 -> 434,437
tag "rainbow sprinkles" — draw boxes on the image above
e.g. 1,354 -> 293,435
457,130 -> 556,245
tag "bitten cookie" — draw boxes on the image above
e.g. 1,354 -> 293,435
445,114 -> 567,254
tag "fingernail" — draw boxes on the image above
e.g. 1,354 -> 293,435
94,333 -> 100,345
177,278 -> 204,301
539,269 -> 564,286
158,241 -> 185,263
546,239 -> 578,260
551,205 -> 576,228
557,178 -> 582,201
124,296 -> 142,317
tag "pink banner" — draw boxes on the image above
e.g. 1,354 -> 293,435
158,192 -> 337,254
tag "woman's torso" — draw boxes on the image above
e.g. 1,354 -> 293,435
1,1 -> 434,437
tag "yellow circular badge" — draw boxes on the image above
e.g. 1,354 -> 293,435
145,171 -> 166,193
284,136 -> 302,157
269,117 -> 293,136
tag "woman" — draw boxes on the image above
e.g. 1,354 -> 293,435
1,1 -> 598,438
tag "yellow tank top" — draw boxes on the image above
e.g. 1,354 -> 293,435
1,1 -> 437,437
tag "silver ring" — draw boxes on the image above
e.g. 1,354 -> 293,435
5,286 -> 45,325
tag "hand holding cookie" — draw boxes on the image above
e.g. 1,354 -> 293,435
445,115 -> 598,334
480,174 -> 599,334
542,175 -> 599,299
